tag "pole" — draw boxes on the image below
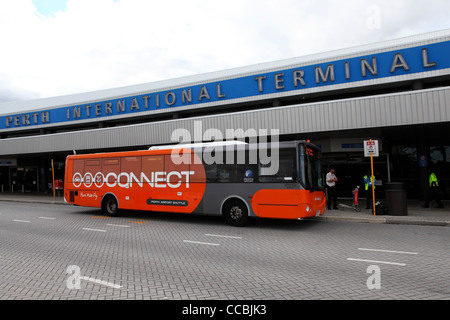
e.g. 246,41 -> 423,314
371,153 -> 376,216
51,159 -> 55,200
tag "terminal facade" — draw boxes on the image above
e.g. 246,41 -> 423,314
1,29 -> 450,201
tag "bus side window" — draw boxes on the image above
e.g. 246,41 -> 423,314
217,168 -> 231,182
103,158 -> 120,184
121,157 -> 142,183
86,160 -> 101,174
189,152 -> 206,183
258,149 -> 297,182
165,154 -> 188,172
205,151 -> 228,183
142,155 -> 164,181
258,162 -> 276,182
217,152 -> 235,183
72,159 -> 85,179
205,164 -> 218,182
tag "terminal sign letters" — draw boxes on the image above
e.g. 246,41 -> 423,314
1,40 -> 449,132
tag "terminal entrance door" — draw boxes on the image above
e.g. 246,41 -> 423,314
0,167 -> 8,192
323,154 -> 389,201
9,167 -> 40,192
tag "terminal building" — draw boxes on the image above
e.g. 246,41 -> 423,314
1,29 -> 450,201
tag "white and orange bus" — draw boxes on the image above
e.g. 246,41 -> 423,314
64,140 -> 326,226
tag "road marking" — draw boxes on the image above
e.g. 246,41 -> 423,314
107,224 -> 131,228
205,233 -> 242,239
13,219 -> 31,223
183,240 -> 220,246
128,220 -> 147,225
39,217 -> 56,220
82,228 -> 107,232
358,248 -> 418,255
92,216 -> 110,219
347,258 -> 406,266
80,276 -> 122,289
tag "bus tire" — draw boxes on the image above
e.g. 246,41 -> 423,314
102,195 -> 120,217
223,199 -> 249,227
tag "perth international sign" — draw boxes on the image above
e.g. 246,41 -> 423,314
1,40 -> 449,132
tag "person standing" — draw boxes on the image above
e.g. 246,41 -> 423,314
363,171 -> 376,209
326,168 -> 338,210
423,171 -> 444,208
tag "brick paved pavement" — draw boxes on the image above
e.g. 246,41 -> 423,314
1,200 -> 449,302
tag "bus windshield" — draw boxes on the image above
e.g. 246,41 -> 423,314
299,144 -> 324,191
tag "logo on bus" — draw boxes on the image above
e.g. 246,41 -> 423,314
72,171 -> 195,189
244,169 -> 254,183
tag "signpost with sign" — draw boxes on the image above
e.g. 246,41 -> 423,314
51,159 -> 56,200
364,140 -> 379,215
364,140 -> 379,157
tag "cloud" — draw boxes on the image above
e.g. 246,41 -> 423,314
0,74 -> 40,103
1,0 -> 450,111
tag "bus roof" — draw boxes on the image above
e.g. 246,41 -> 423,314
66,140 -> 318,160
149,140 -> 247,150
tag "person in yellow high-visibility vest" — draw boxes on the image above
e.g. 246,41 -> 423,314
363,171 -> 376,209
423,171 -> 444,208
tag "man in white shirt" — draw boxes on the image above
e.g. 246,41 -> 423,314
326,168 -> 338,210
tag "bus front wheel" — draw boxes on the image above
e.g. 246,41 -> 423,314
102,195 -> 120,217
223,199 -> 249,227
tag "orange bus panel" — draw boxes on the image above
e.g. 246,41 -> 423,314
251,189 -> 325,219
65,149 -> 206,214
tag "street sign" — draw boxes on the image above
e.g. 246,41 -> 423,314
364,140 -> 378,216
364,140 -> 379,157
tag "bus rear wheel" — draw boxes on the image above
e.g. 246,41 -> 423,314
102,195 -> 120,217
223,199 -> 249,227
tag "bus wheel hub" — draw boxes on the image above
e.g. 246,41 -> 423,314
230,206 -> 242,220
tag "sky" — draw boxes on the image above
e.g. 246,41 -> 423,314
1,0 -> 450,112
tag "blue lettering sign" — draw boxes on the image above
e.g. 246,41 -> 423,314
1,40 -> 449,131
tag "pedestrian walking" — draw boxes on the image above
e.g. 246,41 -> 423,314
423,171 -> 444,208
